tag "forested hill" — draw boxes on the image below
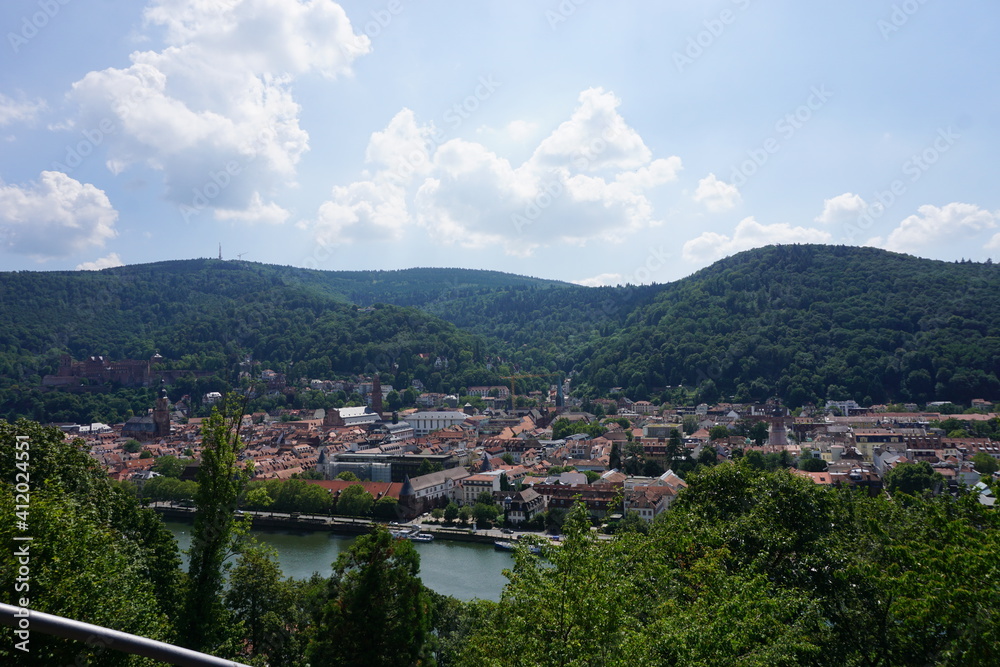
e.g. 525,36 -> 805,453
577,245 -> 1000,406
1,245 -> 999,423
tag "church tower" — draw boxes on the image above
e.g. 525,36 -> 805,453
153,385 -> 170,438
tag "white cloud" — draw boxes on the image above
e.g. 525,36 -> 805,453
987,233 -> 1000,251
76,252 -> 125,271
872,203 -> 998,253
310,88 -> 683,255
506,120 -> 538,142
66,0 -> 370,222
683,216 -> 832,264
0,171 -> 118,259
693,173 -> 741,212
573,273 -> 623,287
0,94 -> 46,126
215,192 -> 291,225
815,192 -> 867,226
529,87 -> 654,172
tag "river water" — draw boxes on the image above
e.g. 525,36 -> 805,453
163,520 -> 511,602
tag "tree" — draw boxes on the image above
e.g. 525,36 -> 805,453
374,495 -> 401,521
444,502 -> 459,522
473,502 -> 501,527
417,458 -> 444,476
123,438 -> 142,453
139,449 -> 153,459
336,470 -> 361,482
338,484 -> 374,516
609,442 -> 621,470
152,454 -> 186,478
458,505 -> 473,524
697,446 -> 719,467
797,456 -> 828,472
225,540 -> 296,665
972,452 -> 999,476
182,399 -> 254,654
708,425 -> 730,441
884,461 -> 943,497
748,420 -> 769,446
307,526 -> 432,666
0,420 -> 179,665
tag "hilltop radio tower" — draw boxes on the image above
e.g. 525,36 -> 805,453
218,243 -> 222,260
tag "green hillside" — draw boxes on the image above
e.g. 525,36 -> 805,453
578,245 -> 1000,405
1,245 -> 998,423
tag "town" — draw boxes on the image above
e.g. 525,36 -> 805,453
61,368 -> 1000,533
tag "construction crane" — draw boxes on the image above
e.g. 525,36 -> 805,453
236,251 -> 249,261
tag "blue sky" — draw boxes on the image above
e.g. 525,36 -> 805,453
1,0 -> 998,285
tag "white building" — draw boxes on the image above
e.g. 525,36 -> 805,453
406,411 -> 469,436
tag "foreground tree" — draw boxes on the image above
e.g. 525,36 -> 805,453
307,525 -> 432,666
181,399 -> 253,654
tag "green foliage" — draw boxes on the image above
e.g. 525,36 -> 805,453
463,464 -> 1000,666
243,479 -> 332,515
885,461 -> 944,497
0,420 -> 181,664
444,502 -> 459,522
336,470 -> 361,482
797,455 -> 829,472
123,438 -> 142,453
708,424 -> 730,441
141,476 -> 199,502
418,458 -> 444,476
971,452 -> 999,476
373,495 -> 400,521
337,484 -> 374,517
151,454 -> 186,478
307,525 -> 432,666
551,417 -> 606,440
182,400 -> 254,654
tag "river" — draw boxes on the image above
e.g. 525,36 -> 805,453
163,520 -> 511,602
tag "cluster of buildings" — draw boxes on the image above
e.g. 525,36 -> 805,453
57,389 -> 1000,523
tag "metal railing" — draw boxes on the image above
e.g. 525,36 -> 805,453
0,603 -> 252,666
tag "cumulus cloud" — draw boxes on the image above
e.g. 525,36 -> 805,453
76,252 -> 125,271
0,94 -> 46,126
815,192 -> 867,226
694,173 -> 741,212
0,171 -> 118,259
868,203 -> 998,253
309,88 -> 683,255
65,0 -> 369,222
682,216 -> 832,264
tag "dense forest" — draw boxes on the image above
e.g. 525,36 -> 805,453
3,420 -> 998,665
1,245 -> 998,424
